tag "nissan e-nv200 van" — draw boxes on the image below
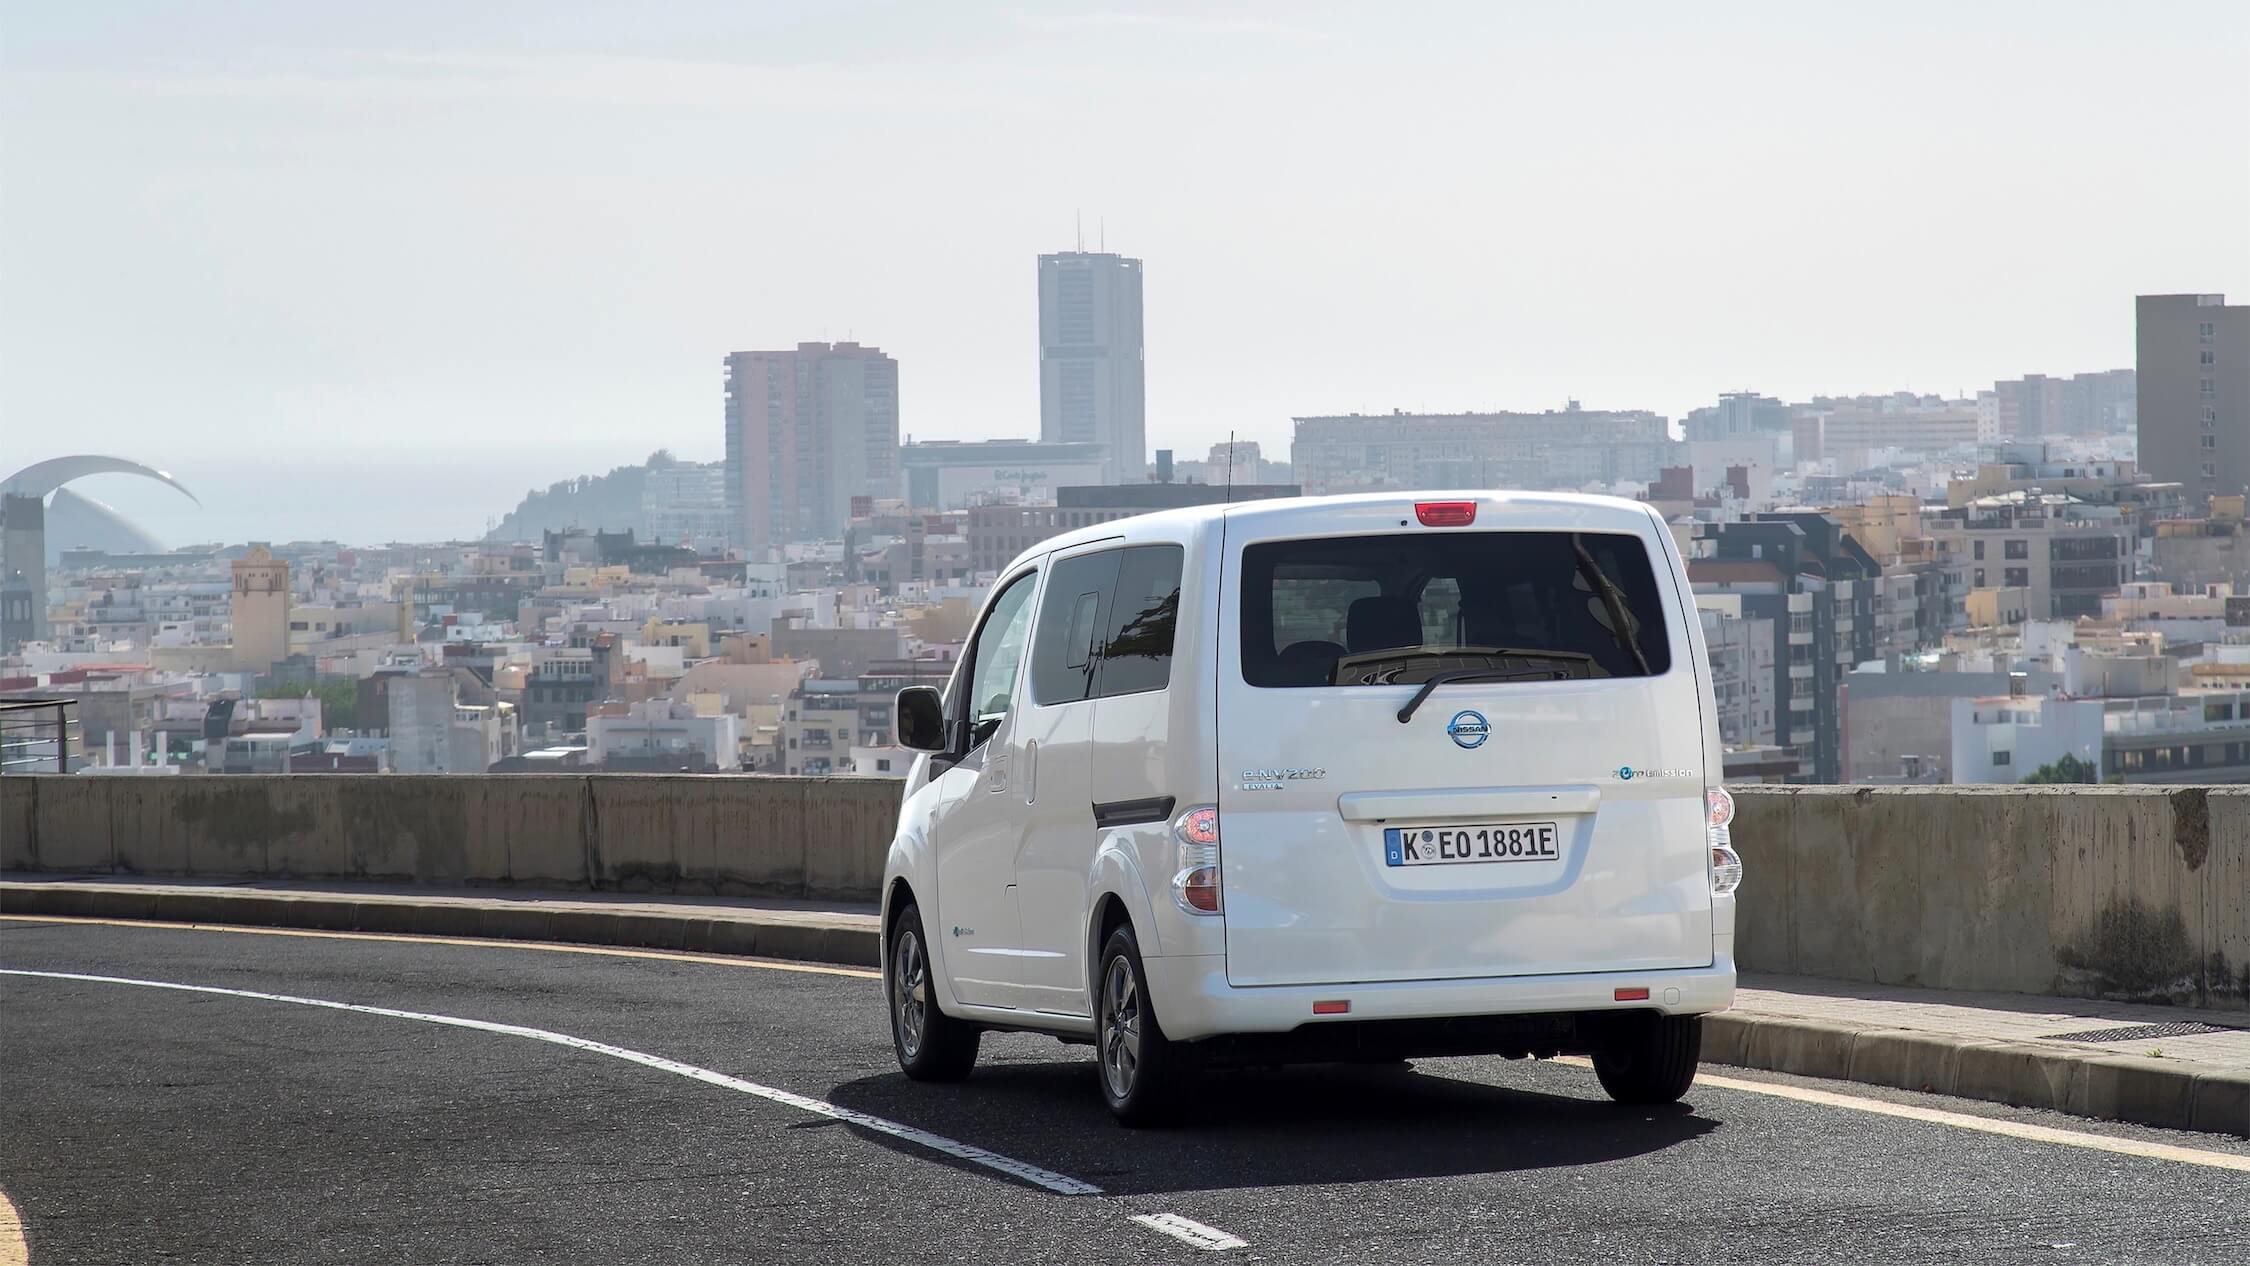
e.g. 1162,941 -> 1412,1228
882,491 -> 1740,1124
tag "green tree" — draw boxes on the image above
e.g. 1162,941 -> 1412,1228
2020,753 -> 2099,784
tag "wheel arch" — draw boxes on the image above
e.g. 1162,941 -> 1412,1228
1084,836 -> 1162,1004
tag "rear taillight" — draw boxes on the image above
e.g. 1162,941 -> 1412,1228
1415,501 -> 1477,527
1172,804 -> 1221,914
1707,785 -> 1743,895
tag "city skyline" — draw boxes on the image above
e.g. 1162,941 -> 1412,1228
6,2 -> 2247,543
0,331 -> 2170,548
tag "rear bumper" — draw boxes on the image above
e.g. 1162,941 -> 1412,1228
1141,951 -> 1736,1042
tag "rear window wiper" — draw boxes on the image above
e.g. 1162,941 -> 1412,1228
1335,644 -> 1595,686
1393,662 -> 1593,722
1325,645 -> 1598,722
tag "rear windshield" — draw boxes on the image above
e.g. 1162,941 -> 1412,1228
1239,531 -> 1673,687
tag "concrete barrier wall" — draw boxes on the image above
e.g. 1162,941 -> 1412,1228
4,777 -> 2246,1008
1731,786 -> 2250,1010
0,775 -> 905,902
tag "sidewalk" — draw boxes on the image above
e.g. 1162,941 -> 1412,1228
1711,975 -> 2248,1137
4,874 -> 2244,1137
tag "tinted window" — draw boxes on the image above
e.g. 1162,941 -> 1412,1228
1239,531 -> 1671,687
1030,550 -> 1120,705
959,570 -> 1038,744
1095,545 -> 1183,698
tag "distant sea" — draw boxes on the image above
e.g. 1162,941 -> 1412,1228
45,445 -> 675,549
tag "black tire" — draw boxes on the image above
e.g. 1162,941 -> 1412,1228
1592,1012 -> 1702,1105
1094,924 -> 1190,1126
887,903 -> 980,1082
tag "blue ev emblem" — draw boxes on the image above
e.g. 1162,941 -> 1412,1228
1445,710 -> 1490,750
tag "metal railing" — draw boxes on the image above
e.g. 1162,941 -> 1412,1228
0,698 -> 80,774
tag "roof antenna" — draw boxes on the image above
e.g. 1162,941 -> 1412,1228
1225,431 -> 1237,503
1099,217 -> 1105,252
1075,210 -> 1083,252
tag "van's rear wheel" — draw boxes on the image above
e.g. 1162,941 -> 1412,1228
1592,1012 -> 1701,1104
888,904 -> 979,1081
1096,924 -> 1189,1126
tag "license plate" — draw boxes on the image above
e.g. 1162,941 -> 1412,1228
1384,822 -> 1561,867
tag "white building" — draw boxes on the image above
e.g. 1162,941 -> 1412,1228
386,670 -> 515,772
1949,691 -> 2105,783
899,439 -> 1109,509
642,461 -> 732,549
587,698 -> 741,772
1698,600 -> 1776,748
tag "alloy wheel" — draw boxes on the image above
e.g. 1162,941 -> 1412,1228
1099,955 -> 1141,1099
893,928 -> 927,1059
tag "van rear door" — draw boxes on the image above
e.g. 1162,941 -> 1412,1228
1214,495 -> 1711,988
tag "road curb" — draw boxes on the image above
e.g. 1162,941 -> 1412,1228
1704,1012 -> 2249,1137
5,881 -> 2241,1138
0,882 -> 884,969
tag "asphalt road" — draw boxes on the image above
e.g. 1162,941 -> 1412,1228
3,918 -> 2247,1266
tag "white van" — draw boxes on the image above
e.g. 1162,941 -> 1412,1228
882,491 -> 1740,1124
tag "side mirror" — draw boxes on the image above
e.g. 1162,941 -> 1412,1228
895,685 -> 948,753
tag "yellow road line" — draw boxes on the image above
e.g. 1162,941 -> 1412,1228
0,915 -> 883,980
1554,1055 -> 2250,1173
0,1186 -> 25,1266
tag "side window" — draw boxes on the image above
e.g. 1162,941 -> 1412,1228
1096,545 -> 1184,698
960,571 -> 1038,748
1031,550 -> 1122,705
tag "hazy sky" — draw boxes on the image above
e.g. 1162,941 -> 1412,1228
5,1 -> 2248,545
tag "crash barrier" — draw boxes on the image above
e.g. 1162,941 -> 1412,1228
0,774 -> 898,902
2,778 -> 2243,1007
1731,786 -> 2247,1009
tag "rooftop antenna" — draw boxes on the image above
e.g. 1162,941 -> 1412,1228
1099,217 -> 1106,252
1226,431 -> 1237,502
1075,210 -> 1083,252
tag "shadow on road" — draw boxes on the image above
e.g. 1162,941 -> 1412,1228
825,1057 -> 1720,1195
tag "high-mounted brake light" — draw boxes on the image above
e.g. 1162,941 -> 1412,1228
1415,501 -> 1477,527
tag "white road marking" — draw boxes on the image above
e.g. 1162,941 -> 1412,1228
1131,1213 -> 1249,1251
0,968 -> 1100,1197
0,1186 -> 25,1266
1551,1056 -> 2250,1173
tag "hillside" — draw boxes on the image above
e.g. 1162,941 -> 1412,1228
486,451 -> 675,542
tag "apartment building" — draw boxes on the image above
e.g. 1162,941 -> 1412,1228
725,342 -> 901,549
641,461 -> 733,549
779,678 -> 860,776
1927,492 -> 2131,620
2138,293 -> 2250,512
1686,513 -> 1880,783
1994,370 -> 2136,439
1792,399 -> 1982,468
1290,405 -> 1675,493
964,483 -> 1298,575
1697,600 -> 1776,749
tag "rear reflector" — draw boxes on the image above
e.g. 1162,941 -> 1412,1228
1414,500 -> 1477,527
1312,1000 -> 1351,1015
1613,987 -> 1651,1002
